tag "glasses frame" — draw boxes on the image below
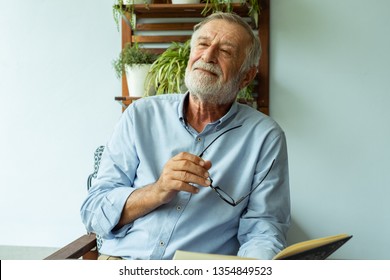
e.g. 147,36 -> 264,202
197,125 -> 275,207
208,159 -> 275,207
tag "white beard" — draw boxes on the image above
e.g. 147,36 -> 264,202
185,61 -> 241,105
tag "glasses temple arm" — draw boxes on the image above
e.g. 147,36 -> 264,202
198,124 -> 243,158
236,159 -> 276,205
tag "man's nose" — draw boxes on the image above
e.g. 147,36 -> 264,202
201,45 -> 218,63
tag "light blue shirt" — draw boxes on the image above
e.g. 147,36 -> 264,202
80,93 -> 290,260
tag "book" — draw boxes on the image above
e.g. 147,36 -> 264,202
173,234 -> 352,260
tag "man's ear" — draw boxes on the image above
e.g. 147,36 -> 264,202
239,66 -> 258,90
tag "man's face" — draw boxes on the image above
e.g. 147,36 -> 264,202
185,20 -> 251,105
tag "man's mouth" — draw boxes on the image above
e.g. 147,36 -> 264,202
194,67 -> 218,77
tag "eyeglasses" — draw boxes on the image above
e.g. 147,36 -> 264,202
197,125 -> 275,207
208,159 -> 275,207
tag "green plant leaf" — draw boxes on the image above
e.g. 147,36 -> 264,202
146,40 -> 191,94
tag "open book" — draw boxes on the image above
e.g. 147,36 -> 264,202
173,234 -> 352,260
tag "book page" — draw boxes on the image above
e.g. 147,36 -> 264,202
273,234 -> 352,260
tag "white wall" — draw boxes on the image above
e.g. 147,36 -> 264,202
1,0 -> 389,260
271,0 -> 390,259
0,0 -> 121,247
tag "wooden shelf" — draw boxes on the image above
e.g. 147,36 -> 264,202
115,96 -> 141,110
127,4 -> 251,19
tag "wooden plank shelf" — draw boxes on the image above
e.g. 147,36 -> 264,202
125,4 -> 251,19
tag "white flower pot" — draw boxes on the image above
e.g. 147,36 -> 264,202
125,64 -> 153,97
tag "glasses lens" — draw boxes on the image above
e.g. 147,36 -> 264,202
213,187 -> 235,205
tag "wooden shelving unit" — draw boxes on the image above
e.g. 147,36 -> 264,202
116,1 -> 270,115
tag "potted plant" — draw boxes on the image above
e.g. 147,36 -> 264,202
113,43 -> 159,97
201,0 -> 261,27
145,40 -> 191,95
236,82 -> 256,107
113,0 -> 152,31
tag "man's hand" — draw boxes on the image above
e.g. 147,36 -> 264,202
116,152 -> 211,229
153,152 -> 212,204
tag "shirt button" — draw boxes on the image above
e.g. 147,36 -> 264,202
159,241 -> 165,246
197,137 -> 201,142
176,205 -> 182,211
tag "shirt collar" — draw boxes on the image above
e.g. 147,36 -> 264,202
178,91 -> 239,129
178,92 -> 189,125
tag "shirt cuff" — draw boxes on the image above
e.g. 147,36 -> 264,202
93,186 -> 135,239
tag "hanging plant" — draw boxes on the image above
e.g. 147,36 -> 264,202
201,0 -> 261,27
112,0 -> 151,31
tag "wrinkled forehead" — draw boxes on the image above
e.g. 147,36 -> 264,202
194,19 -> 251,46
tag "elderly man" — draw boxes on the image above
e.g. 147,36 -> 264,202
81,12 -> 290,260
